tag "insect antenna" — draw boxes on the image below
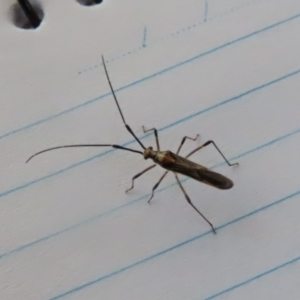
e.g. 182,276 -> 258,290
101,55 -> 146,150
26,144 -> 143,163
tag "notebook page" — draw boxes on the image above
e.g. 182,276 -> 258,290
1,0 -> 300,299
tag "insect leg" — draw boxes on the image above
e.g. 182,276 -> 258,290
174,173 -> 216,234
147,134 -> 199,203
126,164 -> 156,193
185,140 -> 238,166
148,170 -> 168,203
176,134 -> 199,154
142,126 -> 160,151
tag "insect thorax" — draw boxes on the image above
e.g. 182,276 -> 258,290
144,148 -> 175,167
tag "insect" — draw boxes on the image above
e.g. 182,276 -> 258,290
27,55 -> 238,234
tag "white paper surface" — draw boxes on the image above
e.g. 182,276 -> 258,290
1,0 -> 300,299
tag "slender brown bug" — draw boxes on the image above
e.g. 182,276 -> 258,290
27,55 -> 238,234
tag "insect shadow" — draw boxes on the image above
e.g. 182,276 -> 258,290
27,55 -> 238,234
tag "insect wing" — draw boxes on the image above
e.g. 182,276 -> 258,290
167,152 -> 233,189
195,168 -> 233,189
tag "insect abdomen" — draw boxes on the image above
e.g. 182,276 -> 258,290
195,169 -> 233,189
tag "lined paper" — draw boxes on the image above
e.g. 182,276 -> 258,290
1,0 -> 300,299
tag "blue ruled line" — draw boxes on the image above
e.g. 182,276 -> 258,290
1,12 -> 300,142
2,10 -> 300,300
1,122 -> 300,274
205,255 -> 300,299
48,188 -> 300,299
0,67 -> 298,201
78,0 -> 262,73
